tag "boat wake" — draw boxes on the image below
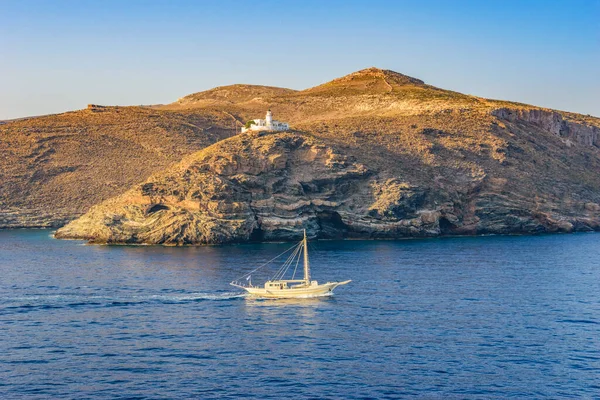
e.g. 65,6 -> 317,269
0,292 -> 246,313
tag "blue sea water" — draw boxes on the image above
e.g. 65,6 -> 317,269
0,230 -> 599,399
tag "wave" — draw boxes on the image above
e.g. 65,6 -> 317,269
145,292 -> 247,302
557,319 -> 599,325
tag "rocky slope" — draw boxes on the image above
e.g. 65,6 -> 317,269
56,122 -> 600,244
5,67 -> 600,240
0,106 -> 236,227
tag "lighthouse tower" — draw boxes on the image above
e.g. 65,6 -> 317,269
265,109 -> 273,129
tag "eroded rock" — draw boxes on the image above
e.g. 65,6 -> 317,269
55,130 -> 600,245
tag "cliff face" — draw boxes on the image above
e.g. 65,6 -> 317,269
491,108 -> 600,147
55,133 -> 372,243
55,129 -> 600,244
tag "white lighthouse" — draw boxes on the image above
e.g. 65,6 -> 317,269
241,109 -> 289,133
265,109 -> 273,129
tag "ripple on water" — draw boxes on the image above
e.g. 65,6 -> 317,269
0,230 -> 599,398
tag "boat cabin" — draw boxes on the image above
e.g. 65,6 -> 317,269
265,281 -> 289,290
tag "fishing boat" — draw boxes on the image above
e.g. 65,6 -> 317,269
230,230 -> 351,299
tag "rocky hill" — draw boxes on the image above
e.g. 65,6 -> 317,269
3,67 -> 600,242
54,68 -> 600,244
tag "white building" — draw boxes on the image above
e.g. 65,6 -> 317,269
241,110 -> 289,133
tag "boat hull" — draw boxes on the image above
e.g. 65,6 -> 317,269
237,280 -> 351,299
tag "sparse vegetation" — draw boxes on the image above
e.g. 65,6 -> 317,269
0,107 -> 235,227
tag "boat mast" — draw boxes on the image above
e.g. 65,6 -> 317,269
303,229 -> 310,284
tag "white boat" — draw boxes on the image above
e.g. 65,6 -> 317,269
230,230 -> 351,299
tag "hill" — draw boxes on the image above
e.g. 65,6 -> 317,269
54,69 -> 600,244
0,106 -> 236,227
3,67 -> 600,241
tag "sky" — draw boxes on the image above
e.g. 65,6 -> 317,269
1,0 -> 599,120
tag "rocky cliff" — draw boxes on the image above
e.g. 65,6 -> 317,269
55,126 -> 600,244
491,108 -> 599,147
55,132 -> 370,243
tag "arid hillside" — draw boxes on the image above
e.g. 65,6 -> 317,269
0,106 -> 236,227
4,68 -> 600,239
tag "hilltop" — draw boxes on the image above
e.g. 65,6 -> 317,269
171,84 -> 297,108
2,67 -> 600,241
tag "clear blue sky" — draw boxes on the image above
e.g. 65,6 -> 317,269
1,0 -> 599,119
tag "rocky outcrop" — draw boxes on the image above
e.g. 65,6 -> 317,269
56,133 -> 370,243
0,208 -> 73,229
491,108 -> 600,147
55,131 -> 600,245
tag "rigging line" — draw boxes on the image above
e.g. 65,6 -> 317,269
278,241 -> 304,280
292,239 -> 306,278
287,242 -> 304,279
271,242 -> 299,280
231,241 -> 301,282
291,242 -> 302,279
272,241 -> 303,280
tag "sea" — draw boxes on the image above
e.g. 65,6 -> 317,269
1,229 -> 599,399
